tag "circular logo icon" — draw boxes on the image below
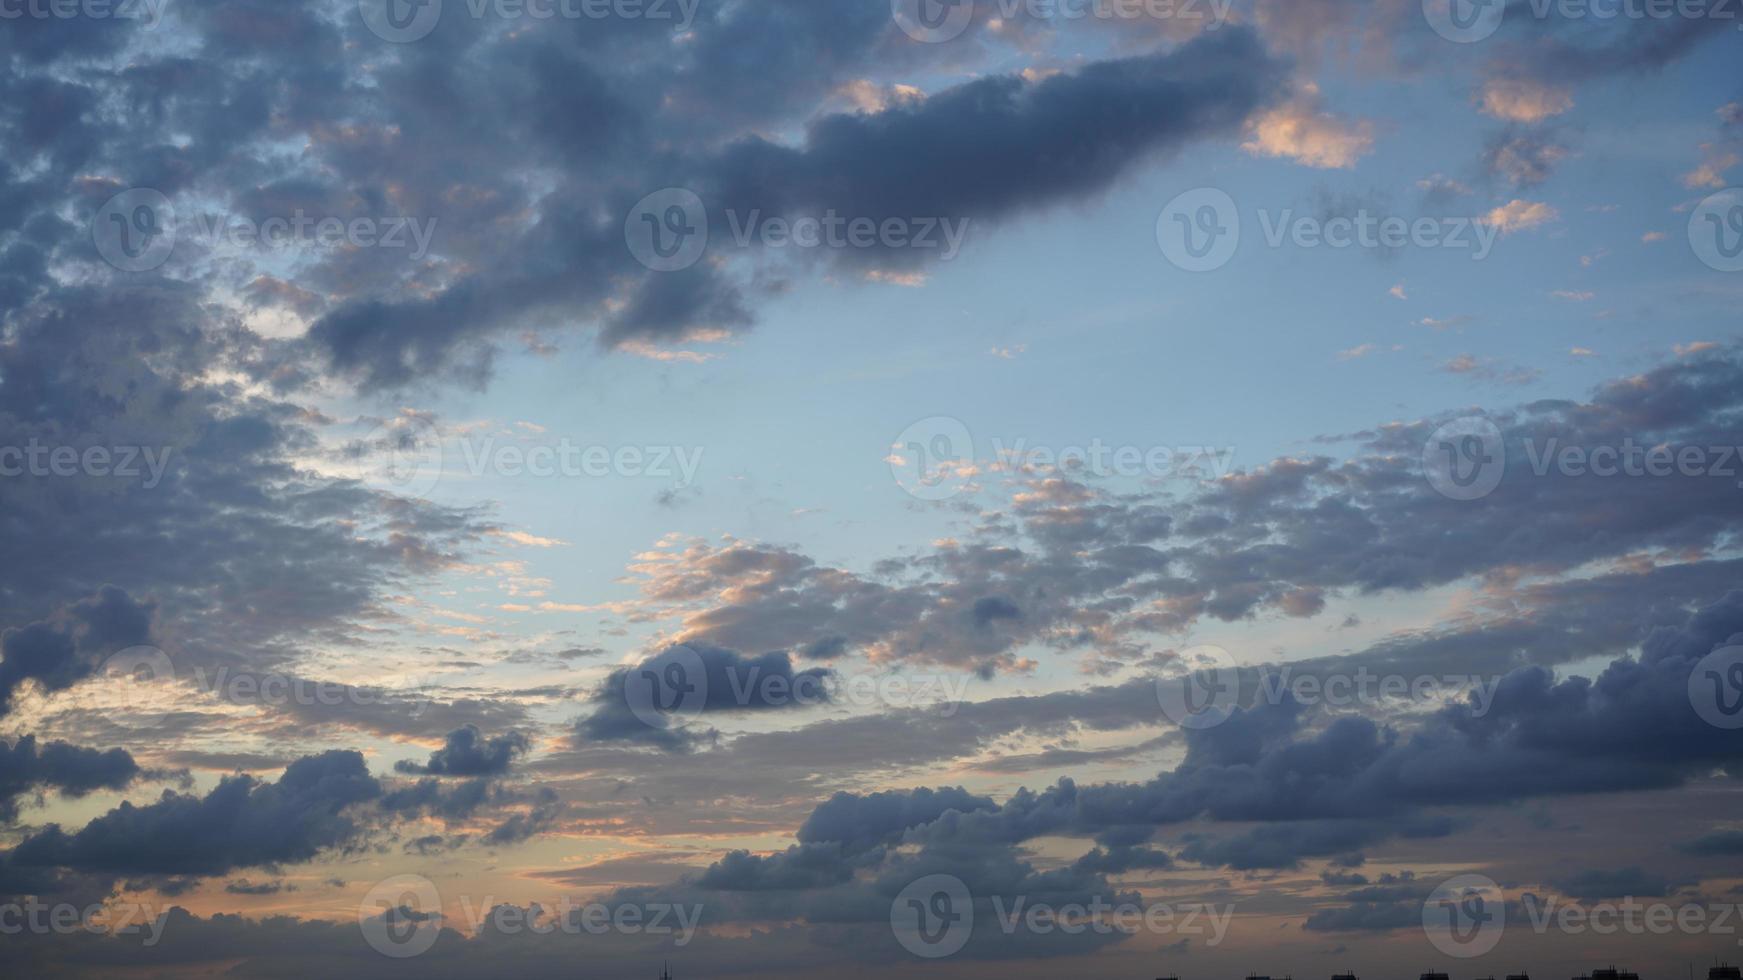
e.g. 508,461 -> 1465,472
1690,645 -> 1743,730
358,415 -> 443,501
1688,188 -> 1743,273
1423,416 -> 1506,501
360,874 -> 442,958
1421,0 -> 1505,43
1156,644 -> 1240,730
625,644 -> 710,731
891,0 -> 975,43
1156,188 -> 1239,272
93,188 -> 176,272
892,874 -> 973,959
1423,873 -> 1505,958
97,645 -> 177,726
360,0 -> 442,42
889,416 -> 975,501
626,188 -> 709,272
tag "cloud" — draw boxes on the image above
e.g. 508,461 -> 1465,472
308,27 -> 1288,386
394,725 -> 529,777
9,751 -> 381,877
1552,867 -> 1673,900
1481,199 -> 1559,234
0,586 -> 153,717
1241,84 -> 1375,169
0,737 -> 139,824
1478,80 -> 1575,123
577,644 -> 836,750
1487,129 -> 1570,186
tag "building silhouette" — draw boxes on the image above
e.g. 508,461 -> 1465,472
1574,968 -> 1638,980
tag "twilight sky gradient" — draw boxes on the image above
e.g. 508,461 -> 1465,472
2,0 -> 1743,977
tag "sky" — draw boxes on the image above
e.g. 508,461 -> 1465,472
2,0 -> 1743,977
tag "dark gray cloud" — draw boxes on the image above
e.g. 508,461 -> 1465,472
305,26 -> 1288,384
577,643 -> 835,750
1552,867 -> 1675,900
0,586 -> 153,716
0,736 -> 139,824
1679,830 -> 1743,855
625,347 -> 1743,671
9,751 -> 381,877
395,725 -> 529,777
